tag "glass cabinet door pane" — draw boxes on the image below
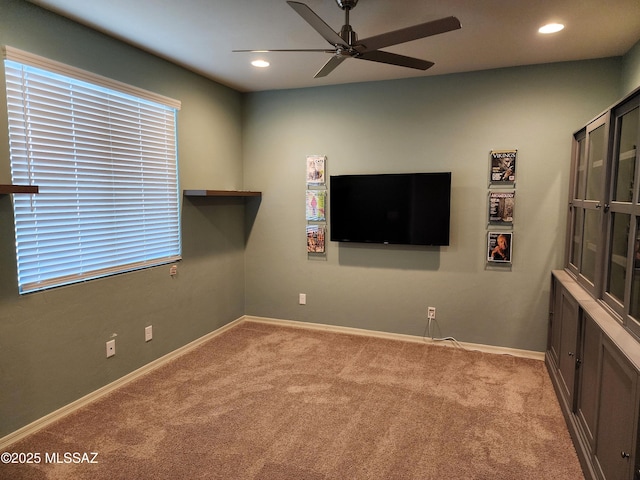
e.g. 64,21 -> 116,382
586,125 -> 605,201
575,137 -> 587,200
629,219 -> 640,320
614,106 -> 639,203
607,212 -> 630,303
571,208 -> 584,267
581,209 -> 599,282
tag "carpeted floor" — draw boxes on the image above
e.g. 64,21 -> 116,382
2,320 -> 584,479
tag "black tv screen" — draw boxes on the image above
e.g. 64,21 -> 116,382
329,172 -> 451,246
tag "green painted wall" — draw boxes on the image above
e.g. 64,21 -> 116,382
242,59 -> 622,352
0,0 -> 246,437
622,39 -> 640,97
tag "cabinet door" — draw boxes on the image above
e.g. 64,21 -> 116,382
558,289 -> 580,408
595,338 -> 638,480
607,97 -> 640,333
575,312 -> 601,450
549,275 -> 562,367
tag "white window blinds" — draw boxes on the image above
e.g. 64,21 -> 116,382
3,47 -> 181,294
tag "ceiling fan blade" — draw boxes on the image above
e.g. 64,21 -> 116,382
357,50 -> 434,71
314,55 -> 346,78
356,16 -> 461,53
287,1 -> 347,47
233,49 -> 333,53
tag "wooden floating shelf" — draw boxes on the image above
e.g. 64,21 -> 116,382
183,189 -> 261,197
0,184 -> 39,195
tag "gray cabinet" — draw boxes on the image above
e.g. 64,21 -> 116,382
575,312 -> 600,451
555,85 -> 640,480
547,270 -> 640,480
558,290 -> 580,408
548,274 -> 561,367
566,88 -> 640,340
594,339 -> 638,480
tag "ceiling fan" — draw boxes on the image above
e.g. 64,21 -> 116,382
233,0 -> 461,78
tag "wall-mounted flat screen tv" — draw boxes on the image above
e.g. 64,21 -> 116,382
330,172 -> 451,246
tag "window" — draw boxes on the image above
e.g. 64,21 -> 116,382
2,47 -> 181,294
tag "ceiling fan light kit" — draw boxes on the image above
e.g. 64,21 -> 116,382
233,0 -> 461,78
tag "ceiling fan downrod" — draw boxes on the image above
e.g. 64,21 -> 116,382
336,0 -> 358,45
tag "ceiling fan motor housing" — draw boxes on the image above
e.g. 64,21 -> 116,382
336,0 -> 358,10
340,24 -> 357,45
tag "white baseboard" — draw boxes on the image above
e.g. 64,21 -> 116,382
0,316 -> 245,450
243,315 -> 545,361
1,315 -> 543,449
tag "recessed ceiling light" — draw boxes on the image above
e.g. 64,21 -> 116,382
539,23 -> 565,34
251,59 -> 270,68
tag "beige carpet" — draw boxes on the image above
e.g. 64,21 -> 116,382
2,321 -> 584,480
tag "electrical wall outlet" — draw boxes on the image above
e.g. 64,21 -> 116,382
145,325 -> 153,342
427,307 -> 436,320
106,339 -> 115,358
299,293 -> 306,305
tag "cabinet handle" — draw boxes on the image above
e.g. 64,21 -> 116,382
621,451 -> 630,459
568,352 -> 574,357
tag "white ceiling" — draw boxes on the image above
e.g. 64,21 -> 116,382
26,0 -> 640,93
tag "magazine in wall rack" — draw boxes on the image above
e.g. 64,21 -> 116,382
306,155 -> 326,185
306,189 -> 326,221
487,231 -> 512,263
488,191 -> 515,225
489,149 -> 517,184
307,224 -> 326,253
